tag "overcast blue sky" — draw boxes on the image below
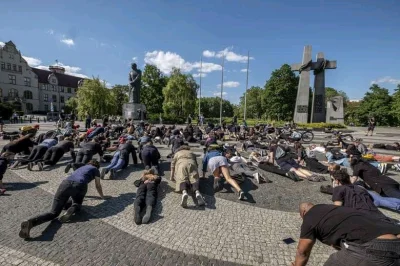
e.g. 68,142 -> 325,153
1,0 -> 399,103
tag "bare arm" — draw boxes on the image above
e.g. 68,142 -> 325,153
293,238 -> 315,266
333,201 -> 343,206
94,177 -> 105,198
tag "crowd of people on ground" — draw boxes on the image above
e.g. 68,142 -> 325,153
0,115 -> 399,265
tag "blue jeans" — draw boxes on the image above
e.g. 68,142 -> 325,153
368,191 -> 400,212
326,152 -> 350,167
105,152 -> 125,171
369,161 -> 379,168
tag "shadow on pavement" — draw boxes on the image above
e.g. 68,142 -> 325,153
27,220 -> 62,242
5,181 -> 48,191
151,180 -> 174,223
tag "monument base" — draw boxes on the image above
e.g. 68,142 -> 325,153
123,103 -> 146,120
326,96 -> 344,124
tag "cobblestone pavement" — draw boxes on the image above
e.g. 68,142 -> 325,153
1,123 -> 400,265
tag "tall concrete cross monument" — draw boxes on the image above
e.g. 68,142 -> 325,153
311,52 -> 337,123
291,45 -> 312,123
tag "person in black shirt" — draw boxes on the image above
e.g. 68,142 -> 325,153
331,168 -> 392,222
293,203 -> 400,266
140,142 -> 161,173
366,117 -> 376,136
351,156 -> 400,199
1,133 -> 36,155
19,160 -> 108,239
32,137 -> 76,171
65,138 -> 104,173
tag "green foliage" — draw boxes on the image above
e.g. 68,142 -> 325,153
163,68 -> 198,118
74,78 -> 115,118
390,84 -> 400,122
356,84 -> 394,126
110,85 -> 129,115
65,97 -> 78,114
0,102 -> 14,118
263,64 -> 299,120
297,122 -> 346,129
239,86 -> 264,119
141,65 -> 168,115
195,97 -> 234,118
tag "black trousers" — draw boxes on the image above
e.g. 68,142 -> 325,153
0,159 -> 7,181
134,182 -> 158,224
43,147 -> 65,165
141,151 -> 159,171
25,146 -> 48,163
179,180 -> 200,192
382,186 -> 400,199
258,162 -> 287,177
29,180 -> 88,227
75,150 -> 93,164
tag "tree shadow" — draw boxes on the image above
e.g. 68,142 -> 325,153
150,180 -> 174,223
157,160 -> 171,176
27,220 -> 62,242
5,181 -> 48,191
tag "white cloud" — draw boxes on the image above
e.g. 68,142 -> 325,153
144,50 -> 222,75
203,50 -> 215,57
193,73 -> 207,78
100,79 -> 112,88
213,91 -> 228,96
217,81 -> 240,88
132,57 -> 138,61
371,76 -> 400,85
22,56 -> 42,67
60,38 -> 75,46
100,42 -> 107,47
240,68 -> 250,73
48,29 -> 54,35
203,47 -> 254,63
36,62 -> 88,78
0,41 -> 5,48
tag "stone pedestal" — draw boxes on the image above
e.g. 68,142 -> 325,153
123,103 -> 146,120
326,96 -> 344,124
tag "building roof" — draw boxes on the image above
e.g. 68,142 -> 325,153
31,67 -> 84,88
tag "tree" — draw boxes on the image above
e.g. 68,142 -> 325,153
163,68 -> 198,118
65,97 -> 78,114
345,101 -> 361,125
262,64 -> 299,120
357,84 -> 394,126
390,84 -> 400,123
0,102 -> 14,119
141,64 -> 168,115
195,97 -> 234,118
74,78 -> 114,118
110,85 -> 129,115
239,86 -> 264,119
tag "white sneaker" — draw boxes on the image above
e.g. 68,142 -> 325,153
253,173 -> 260,184
196,192 -> 205,206
181,193 -> 188,208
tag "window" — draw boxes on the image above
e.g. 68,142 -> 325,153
67,87 -> 71,93
44,104 -> 49,111
60,96 -> 64,103
24,77 -> 31,86
1,62 -> 4,69
26,103 -> 33,111
53,105 -> 57,112
18,65 -> 22,72
9,53 -> 14,59
24,90 -> 33,99
52,95 -> 57,102
42,84 -> 46,90
8,88 -> 18,98
60,86 -> 64,92
9,75 -> 16,85
44,94 -> 48,102
7,63 -> 11,70
52,85 -> 56,92
13,64 -> 16,71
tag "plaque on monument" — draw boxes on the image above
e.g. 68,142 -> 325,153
326,96 -> 344,124
123,63 -> 147,120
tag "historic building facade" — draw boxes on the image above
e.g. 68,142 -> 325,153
0,41 -> 84,114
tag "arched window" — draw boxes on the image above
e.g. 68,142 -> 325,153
26,103 -> 33,111
24,90 -> 33,100
8,88 -> 18,99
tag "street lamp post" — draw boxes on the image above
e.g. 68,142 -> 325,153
244,51 -> 250,121
219,54 -> 225,126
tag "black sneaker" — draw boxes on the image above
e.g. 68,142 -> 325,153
142,206 -> 153,224
19,220 -> 33,239
109,169 -> 115,179
59,207 -> 75,223
64,163 -> 72,173
287,171 -> 301,182
134,207 -> 142,225
320,185 -> 333,195
213,180 -> 223,192
27,162 -> 33,171
238,190 -> 245,200
38,162 -> 44,171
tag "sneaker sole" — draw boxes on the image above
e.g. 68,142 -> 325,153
59,208 -> 75,223
196,194 -> 205,206
181,194 -> 188,208
238,192 -> 245,200
19,221 -> 31,239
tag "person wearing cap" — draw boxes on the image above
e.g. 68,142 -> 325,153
100,138 -> 137,179
19,160 -> 109,239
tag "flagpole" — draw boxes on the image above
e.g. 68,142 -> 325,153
244,51 -> 250,121
198,56 -> 202,117
219,53 -> 225,125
